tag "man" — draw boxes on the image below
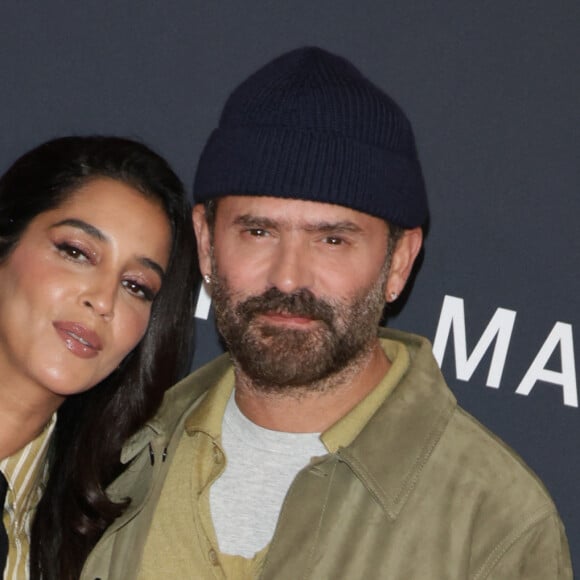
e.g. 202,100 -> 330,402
81,47 -> 572,579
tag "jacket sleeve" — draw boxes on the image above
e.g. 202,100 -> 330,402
482,513 -> 573,580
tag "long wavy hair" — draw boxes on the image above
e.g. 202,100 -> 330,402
0,136 -> 199,579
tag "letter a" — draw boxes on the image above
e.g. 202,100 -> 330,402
516,323 -> 578,408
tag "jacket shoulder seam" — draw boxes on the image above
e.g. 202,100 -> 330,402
471,503 -> 558,580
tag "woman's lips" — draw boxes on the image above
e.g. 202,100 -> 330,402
53,321 -> 103,359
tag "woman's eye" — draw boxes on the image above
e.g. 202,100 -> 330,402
55,242 -> 91,262
122,279 -> 156,302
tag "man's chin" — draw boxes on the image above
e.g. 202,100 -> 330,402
230,338 -> 342,390
246,323 -> 331,350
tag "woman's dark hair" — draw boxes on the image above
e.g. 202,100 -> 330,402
0,136 -> 199,579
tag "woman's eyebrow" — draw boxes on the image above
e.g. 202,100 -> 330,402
50,218 -> 107,241
138,257 -> 165,279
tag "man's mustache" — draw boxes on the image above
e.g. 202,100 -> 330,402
235,287 -> 336,328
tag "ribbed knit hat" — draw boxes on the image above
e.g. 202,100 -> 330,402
193,47 -> 428,228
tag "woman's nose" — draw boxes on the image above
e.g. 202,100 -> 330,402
81,275 -> 117,320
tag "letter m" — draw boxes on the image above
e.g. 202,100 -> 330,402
433,295 -> 516,388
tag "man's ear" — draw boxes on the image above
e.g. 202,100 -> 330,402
385,227 -> 423,302
192,204 -> 212,278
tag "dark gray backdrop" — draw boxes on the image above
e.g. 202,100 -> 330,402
2,0 -> 578,568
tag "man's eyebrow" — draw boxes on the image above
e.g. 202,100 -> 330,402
232,215 -> 280,229
303,221 -> 363,234
51,218 -> 107,241
232,215 -> 363,234
51,218 -> 165,278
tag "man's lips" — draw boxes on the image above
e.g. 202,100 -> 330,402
258,311 -> 317,326
53,321 -> 103,359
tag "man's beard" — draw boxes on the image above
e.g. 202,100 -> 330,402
211,267 -> 389,394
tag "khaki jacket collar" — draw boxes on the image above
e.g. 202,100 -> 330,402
120,353 -> 233,465
336,328 -> 456,520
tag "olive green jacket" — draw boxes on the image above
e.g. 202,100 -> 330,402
80,329 -> 573,579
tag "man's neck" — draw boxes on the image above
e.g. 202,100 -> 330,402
233,339 -> 390,433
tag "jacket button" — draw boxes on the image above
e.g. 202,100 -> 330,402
209,548 -> 219,565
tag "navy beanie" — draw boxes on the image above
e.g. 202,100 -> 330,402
193,47 -> 428,228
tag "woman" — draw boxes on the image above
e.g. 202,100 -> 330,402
0,136 -> 199,579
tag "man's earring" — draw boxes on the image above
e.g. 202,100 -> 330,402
388,291 -> 398,302
203,274 -> 211,284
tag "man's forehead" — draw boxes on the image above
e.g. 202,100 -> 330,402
216,195 -> 384,229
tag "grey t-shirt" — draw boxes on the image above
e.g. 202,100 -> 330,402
209,393 -> 327,557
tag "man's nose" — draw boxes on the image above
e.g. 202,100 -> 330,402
266,238 -> 314,294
